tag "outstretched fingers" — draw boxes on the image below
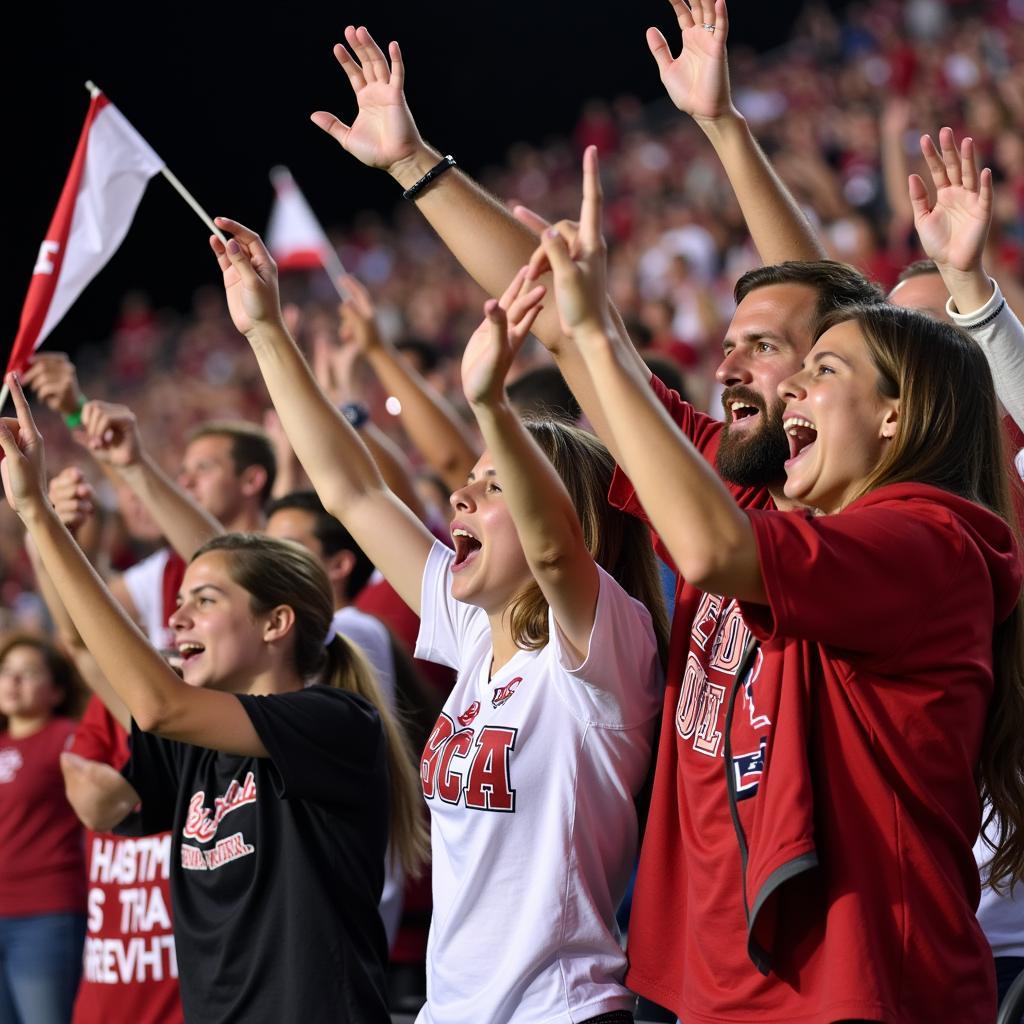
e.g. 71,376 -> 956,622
513,203 -> 552,237
646,27 -> 674,72
389,41 -> 405,92
580,146 -> 605,256
310,110 -> 351,146
670,0 -> 695,31
938,126 -> 963,187
715,0 -> 730,42
6,374 -> 39,442
354,26 -> 389,84
979,166 -> 994,215
920,133 -> 950,192
907,173 -> 933,221
960,136 -> 979,193
333,37 -> 366,92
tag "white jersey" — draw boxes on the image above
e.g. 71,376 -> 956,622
415,542 -> 663,1024
332,604 -> 402,947
121,547 -> 174,648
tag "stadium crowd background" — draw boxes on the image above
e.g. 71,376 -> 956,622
8,0 -> 1024,622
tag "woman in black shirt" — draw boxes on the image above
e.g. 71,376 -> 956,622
0,379 -> 424,1023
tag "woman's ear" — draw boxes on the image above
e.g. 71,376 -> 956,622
880,401 -> 900,441
262,604 -> 297,644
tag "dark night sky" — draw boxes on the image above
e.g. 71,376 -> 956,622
4,0 -> 807,358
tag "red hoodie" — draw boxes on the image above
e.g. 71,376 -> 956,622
684,483 -> 1022,1023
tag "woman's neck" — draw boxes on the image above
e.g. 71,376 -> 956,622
6,714 -> 53,740
237,664 -> 305,697
487,613 -> 522,677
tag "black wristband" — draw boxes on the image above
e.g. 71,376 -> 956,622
340,401 -> 370,430
402,155 -> 457,201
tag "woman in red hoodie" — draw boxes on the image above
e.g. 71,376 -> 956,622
539,148 -> 1024,1023
0,634 -> 86,1024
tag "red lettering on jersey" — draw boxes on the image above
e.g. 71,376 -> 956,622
182,771 -> 257,843
437,730 -> 474,805
693,682 -> 726,756
457,701 -> 481,726
690,593 -> 722,651
421,714 -> 455,798
709,601 -> 747,675
464,727 -> 518,812
491,677 -> 522,709
677,652 -> 705,739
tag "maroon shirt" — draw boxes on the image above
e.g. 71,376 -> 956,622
0,716 -> 85,916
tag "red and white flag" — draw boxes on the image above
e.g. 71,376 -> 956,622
266,166 -> 346,282
8,89 -> 164,377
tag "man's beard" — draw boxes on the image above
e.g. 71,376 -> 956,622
715,387 -> 790,489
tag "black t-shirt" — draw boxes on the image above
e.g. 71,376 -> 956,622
117,685 -> 391,1024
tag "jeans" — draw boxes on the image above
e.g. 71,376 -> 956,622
0,913 -> 86,1024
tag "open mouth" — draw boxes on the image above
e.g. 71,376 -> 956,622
451,526 -> 482,571
784,416 -> 818,464
177,641 -> 206,664
729,400 -> 761,423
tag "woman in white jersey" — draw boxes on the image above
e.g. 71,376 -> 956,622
207,217 -> 668,1024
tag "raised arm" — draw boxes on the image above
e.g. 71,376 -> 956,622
78,400 -> 224,561
310,314 -> 430,518
337,274 -> 479,492
648,0 -> 824,264
311,28 -> 564,346
0,378 -> 275,757
462,270 -> 603,656
912,127 -> 1024,429
312,26 -> 649,458
540,150 -> 765,601
210,218 -> 434,613
910,128 -> 995,315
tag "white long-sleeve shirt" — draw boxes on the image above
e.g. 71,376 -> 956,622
947,278 -> 1024,957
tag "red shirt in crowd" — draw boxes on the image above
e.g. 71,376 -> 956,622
613,379 -> 1022,1022
0,716 -> 85,917
70,702 -> 182,1024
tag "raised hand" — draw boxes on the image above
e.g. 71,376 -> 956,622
311,27 -> 424,175
462,268 -> 545,408
78,401 -> 143,469
338,274 -> 383,354
910,127 -> 993,275
0,374 -> 48,517
647,0 -> 735,124
537,147 -> 611,340
21,353 -> 84,418
209,218 -> 283,337
48,467 -> 95,535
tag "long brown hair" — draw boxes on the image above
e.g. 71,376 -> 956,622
193,534 -> 429,877
504,420 -> 670,667
816,303 -> 1024,890
0,633 -> 87,727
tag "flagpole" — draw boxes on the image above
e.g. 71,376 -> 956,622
0,383 -> 9,415
84,82 -> 226,243
322,249 -> 350,303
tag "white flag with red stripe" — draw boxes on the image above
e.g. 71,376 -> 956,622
8,89 -> 164,377
266,166 -> 345,279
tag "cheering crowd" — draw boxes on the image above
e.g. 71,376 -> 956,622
4,0 -> 1024,1021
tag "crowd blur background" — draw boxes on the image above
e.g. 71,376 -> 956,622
5,0 -> 1024,630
